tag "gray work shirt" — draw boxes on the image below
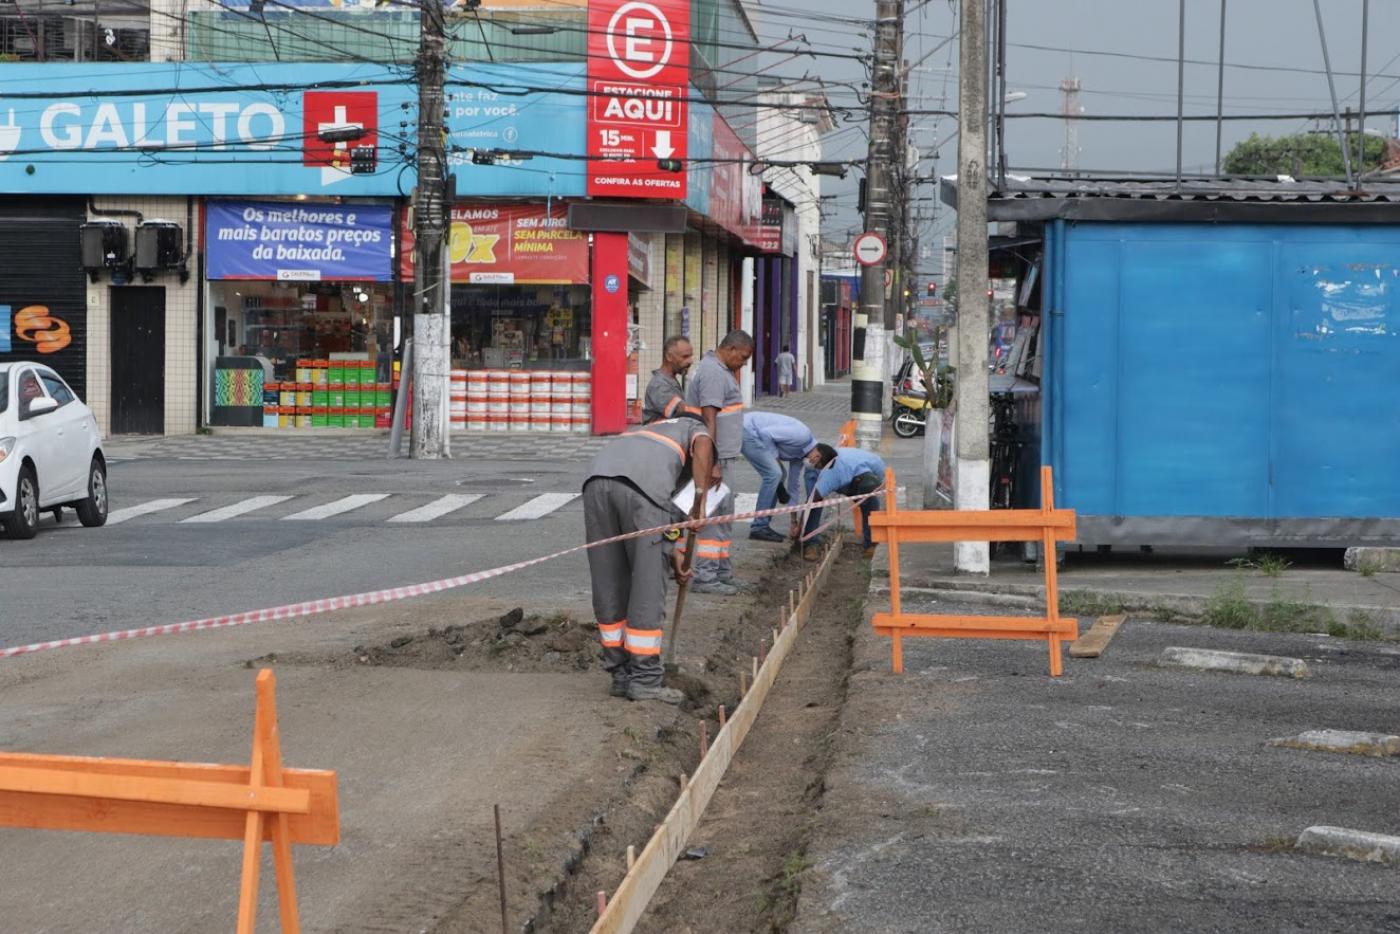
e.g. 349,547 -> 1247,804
585,418 -> 711,513
642,369 -> 688,423
685,351 -> 744,459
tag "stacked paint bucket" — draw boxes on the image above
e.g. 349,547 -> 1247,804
508,370 -> 532,431
568,371 -> 591,433
549,372 -> 572,432
465,370 -> 487,431
449,370 -> 467,431
529,371 -> 552,432
486,370 -> 510,432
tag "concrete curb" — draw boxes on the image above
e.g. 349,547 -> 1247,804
1296,826 -> 1400,865
1270,730 -> 1400,758
1158,647 -> 1310,679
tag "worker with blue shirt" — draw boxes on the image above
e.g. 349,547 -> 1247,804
801,443 -> 887,561
741,411 -> 820,544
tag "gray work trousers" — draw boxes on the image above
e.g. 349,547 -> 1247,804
690,456 -> 738,584
582,477 -> 672,688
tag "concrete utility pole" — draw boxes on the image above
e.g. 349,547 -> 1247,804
1059,76 -> 1081,174
954,0 -> 989,574
850,0 -> 904,451
411,0 -> 451,459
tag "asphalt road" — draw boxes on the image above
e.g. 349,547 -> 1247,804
2,385 -> 914,651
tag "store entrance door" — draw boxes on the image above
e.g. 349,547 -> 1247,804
110,286 -> 165,434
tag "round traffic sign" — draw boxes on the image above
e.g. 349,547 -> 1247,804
853,231 -> 887,267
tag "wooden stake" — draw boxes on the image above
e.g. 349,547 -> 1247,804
718,704 -> 727,727
494,804 -> 509,934
772,627 -> 780,646
739,670 -> 748,696
752,656 -> 759,679
779,606 -> 787,631
699,720 -> 709,758
596,891 -> 607,917
626,845 -> 636,869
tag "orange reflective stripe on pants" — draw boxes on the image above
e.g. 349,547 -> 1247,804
598,620 -> 625,648
675,538 -> 729,558
623,627 -> 663,656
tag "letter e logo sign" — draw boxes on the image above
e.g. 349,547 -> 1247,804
606,1 -> 673,80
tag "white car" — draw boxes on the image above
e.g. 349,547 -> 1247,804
0,362 -> 108,539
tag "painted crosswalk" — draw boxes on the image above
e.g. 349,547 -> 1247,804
386,493 -> 485,524
105,498 -> 197,525
181,495 -> 294,524
494,492 -> 580,522
282,493 -> 392,521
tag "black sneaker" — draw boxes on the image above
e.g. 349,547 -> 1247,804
609,679 -> 629,698
748,526 -> 787,543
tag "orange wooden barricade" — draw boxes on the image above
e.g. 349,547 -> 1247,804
834,419 -> 866,538
0,669 -> 339,932
869,466 -> 1079,676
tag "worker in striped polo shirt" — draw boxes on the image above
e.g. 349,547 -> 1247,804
641,335 -> 697,423
583,417 -> 716,704
683,329 -> 753,595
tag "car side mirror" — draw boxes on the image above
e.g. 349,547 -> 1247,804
22,396 -> 58,419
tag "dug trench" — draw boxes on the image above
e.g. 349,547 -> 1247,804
250,539 -> 864,932
531,542 -> 867,934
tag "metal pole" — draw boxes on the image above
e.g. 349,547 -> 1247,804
850,0 -> 904,452
1311,0 -> 1355,187
1214,0 -> 1227,175
494,805 -> 509,934
411,0 -> 450,458
1175,0 -> 1185,188
387,338 -> 413,457
995,0 -> 1008,188
954,0 -> 990,574
1358,0 -> 1369,173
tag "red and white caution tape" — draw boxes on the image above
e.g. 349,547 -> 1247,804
0,489 -> 882,660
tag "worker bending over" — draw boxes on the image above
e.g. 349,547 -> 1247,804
741,411 -> 819,544
803,444 -> 886,561
683,329 -> 754,595
583,418 -> 716,704
642,335 -> 697,423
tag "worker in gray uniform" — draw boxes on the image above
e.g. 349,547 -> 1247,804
642,335 -> 697,423
684,329 -> 754,595
583,417 -> 716,704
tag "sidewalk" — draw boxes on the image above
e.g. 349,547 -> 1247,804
792,543 -> 1400,933
874,542 -> 1400,636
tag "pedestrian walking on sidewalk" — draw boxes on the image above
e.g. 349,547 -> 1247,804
803,444 -> 886,560
642,335 -> 698,423
684,330 -> 754,595
741,411 -> 819,544
775,345 -> 797,397
583,418 -> 717,704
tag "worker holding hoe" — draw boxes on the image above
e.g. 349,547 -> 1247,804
583,417 -> 717,704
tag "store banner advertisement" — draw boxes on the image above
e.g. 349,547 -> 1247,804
0,62 -> 587,197
708,114 -> 763,247
206,200 -> 393,281
586,0 -> 690,199
757,196 -> 783,254
400,203 -> 590,285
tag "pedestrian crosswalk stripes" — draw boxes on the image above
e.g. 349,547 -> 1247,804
181,495 -> 295,524
282,493 -> 392,521
105,498 -> 198,525
386,493 -> 485,524
494,492 -> 580,522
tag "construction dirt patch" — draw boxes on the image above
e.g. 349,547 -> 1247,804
532,542 -> 868,934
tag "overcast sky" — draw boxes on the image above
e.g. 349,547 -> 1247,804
755,0 -> 1400,273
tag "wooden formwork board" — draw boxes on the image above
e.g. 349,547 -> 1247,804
589,536 -> 843,934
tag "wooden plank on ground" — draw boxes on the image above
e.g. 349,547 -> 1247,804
1069,614 -> 1127,659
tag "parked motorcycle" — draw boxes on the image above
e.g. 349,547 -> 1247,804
891,390 -> 930,438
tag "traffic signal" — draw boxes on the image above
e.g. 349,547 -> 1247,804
349,146 -> 377,175
927,281 -> 937,297
657,158 -> 684,172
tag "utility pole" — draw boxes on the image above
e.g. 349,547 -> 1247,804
954,0 -> 989,574
850,0 -> 903,452
1059,76 -> 1081,174
411,0 -> 450,459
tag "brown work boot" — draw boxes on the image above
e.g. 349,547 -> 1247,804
802,544 -> 821,562
862,544 -> 877,560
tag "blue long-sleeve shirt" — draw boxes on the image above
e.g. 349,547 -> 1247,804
743,412 -> 817,491
815,448 -> 887,498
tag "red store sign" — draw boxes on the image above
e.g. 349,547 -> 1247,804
586,0 -> 690,200
400,203 -> 590,285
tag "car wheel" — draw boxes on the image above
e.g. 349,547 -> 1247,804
7,466 -> 40,539
75,457 -> 109,528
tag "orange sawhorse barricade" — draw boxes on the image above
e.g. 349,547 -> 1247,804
868,466 -> 1079,676
0,669 -> 339,933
